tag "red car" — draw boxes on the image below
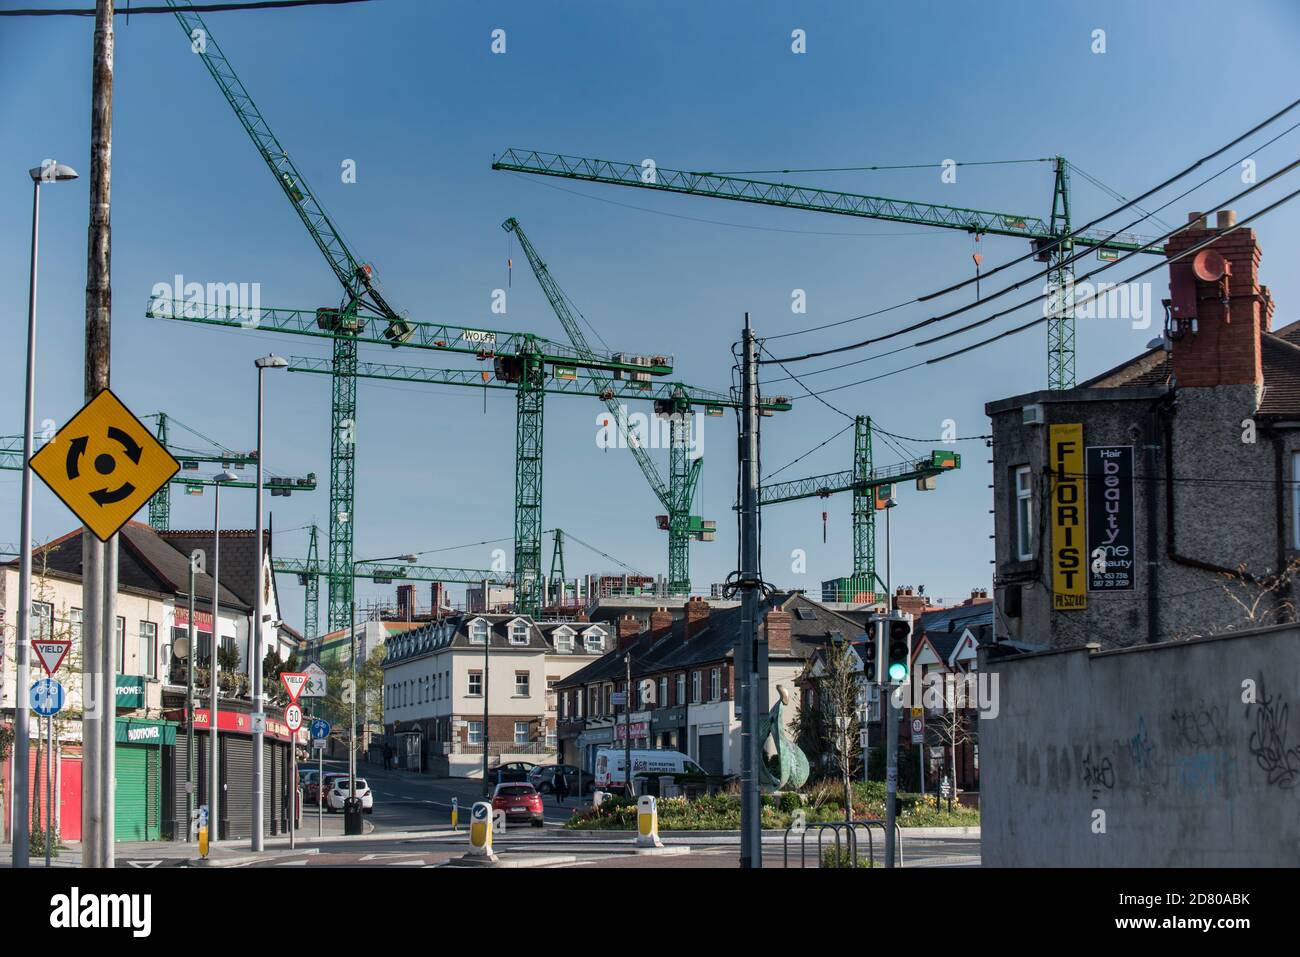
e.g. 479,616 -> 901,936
491,782 -> 544,827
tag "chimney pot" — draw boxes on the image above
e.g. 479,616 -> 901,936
1188,211 -> 1207,227
1217,209 -> 1237,229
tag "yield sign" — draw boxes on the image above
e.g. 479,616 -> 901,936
281,672 -> 308,703
31,638 -> 72,676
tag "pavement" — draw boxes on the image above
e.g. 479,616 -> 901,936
0,760 -> 981,868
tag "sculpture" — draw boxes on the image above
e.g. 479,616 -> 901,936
760,684 -> 810,790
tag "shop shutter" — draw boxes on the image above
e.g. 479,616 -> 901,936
115,747 -> 148,842
146,746 -> 162,841
222,736 -> 254,840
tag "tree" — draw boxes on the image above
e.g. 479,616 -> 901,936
317,646 -> 385,756
800,640 -> 863,821
927,671 -> 978,812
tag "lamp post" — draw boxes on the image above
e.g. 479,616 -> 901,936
208,470 -> 237,843
480,578 -> 490,800
250,354 -> 286,850
348,552 -> 417,834
13,160 -> 78,869
172,548 -> 203,842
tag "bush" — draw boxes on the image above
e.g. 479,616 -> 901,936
29,826 -> 62,857
821,845 -> 876,868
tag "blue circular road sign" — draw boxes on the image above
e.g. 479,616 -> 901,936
30,678 -> 65,717
309,719 -> 331,740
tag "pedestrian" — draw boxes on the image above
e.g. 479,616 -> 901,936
554,768 -> 569,806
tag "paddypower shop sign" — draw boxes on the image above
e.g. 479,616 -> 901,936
115,674 -> 145,709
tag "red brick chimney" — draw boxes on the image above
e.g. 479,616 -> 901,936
1165,210 -> 1264,389
684,597 -> 710,641
397,584 -> 415,621
765,609 -> 792,654
649,607 -> 674,638
893,586 -> 928,619
616,613 -> 641,651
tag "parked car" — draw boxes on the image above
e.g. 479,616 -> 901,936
307,771 -> 350,804
491,782 -> 544,827
529,764 -> 593,795
594,748 -> 708,795
488,762 -> 537,786
326,777 -> 373,813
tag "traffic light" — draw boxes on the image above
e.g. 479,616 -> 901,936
885,613 -> 913,684
859,626 -> 880,683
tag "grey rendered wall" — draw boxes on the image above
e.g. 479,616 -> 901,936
981,623 -> 1300,866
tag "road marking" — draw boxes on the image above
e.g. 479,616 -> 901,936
360,852 -> 424,861
275,859 -> 310,866
127,860 -> 161,869
385,859 -> 427,866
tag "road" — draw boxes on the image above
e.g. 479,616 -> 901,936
0,759 -> 979,868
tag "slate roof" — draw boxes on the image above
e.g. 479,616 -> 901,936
158,529 -> 271,609
556,592 -> 830,690
382,613 -> 602,666
6,521 -> 247,611
1080,319 -> 1300,415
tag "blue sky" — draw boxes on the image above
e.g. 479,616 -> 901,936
3,0 -> 1299,630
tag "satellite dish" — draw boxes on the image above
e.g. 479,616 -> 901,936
173,636 -> 190,660
1192,249 -> 1229,282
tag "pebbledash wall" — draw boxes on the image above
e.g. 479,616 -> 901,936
980,621 -> 1300,866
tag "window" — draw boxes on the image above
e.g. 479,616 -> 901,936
710,667 -> 721,702
589,688 -> 598,717
116,616 -> 126,671
70,607 -> 82,643
691,671 -> 701,704
1015,465 -> 1034,561
509,619 -> 530,645
140,622 -> 157,679
432,673 -> 438,700
514,671 -> 530,697
584,629 -> 606,654
604,685 -> 613,714
514,721 -> 529,745
659,677 -> 668,709
546,728 -> 557,750
31,601 -> 53,642
468,721 -> 483,745
468,671 -> 483,697
470,619 -> 489,644
554,628 -> 574,653
676,673 -> 686,706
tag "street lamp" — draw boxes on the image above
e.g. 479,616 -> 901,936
250,354 -> 286,850
347,551 -> 417,835
208,470 -> 237,844
13,160 -> 78,869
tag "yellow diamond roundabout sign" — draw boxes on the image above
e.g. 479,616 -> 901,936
30,389 -> 180,542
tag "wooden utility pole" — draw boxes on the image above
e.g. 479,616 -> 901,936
82,0 -> 115,869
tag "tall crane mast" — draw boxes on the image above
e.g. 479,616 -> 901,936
491,150 -> 1164,390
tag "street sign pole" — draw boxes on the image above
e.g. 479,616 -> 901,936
885,682 -> 899,869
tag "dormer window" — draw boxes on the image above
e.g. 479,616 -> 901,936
583,627 -> 606,654
509,619 -> 530,645
553,626 -> 575,653
469,618 -> 489,645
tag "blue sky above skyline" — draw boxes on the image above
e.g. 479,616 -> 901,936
3,0 -> 1299,630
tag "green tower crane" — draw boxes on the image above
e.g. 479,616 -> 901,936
503,217 -> 719,594
753,419 -> 961,601
491,150 -> 1164,390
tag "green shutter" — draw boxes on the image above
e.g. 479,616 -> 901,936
146,746 -> 161,840
115,747 -> 148,842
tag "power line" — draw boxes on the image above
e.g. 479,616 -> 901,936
872,425 -> 991,443
762,97 -> 1300,356
758,342 -> 853,421
772,152 -> 1300,380
761,421 -> 854,482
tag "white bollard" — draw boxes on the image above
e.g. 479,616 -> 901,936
636,795 -> 663,848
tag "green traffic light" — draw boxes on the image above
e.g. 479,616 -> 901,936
888,662 -> 908,682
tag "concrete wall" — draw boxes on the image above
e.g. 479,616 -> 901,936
981,622 -> 1300,866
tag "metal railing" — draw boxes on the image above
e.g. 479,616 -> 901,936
782,819 -> 903,868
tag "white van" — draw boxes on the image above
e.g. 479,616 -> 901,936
594,748 -> 707,793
